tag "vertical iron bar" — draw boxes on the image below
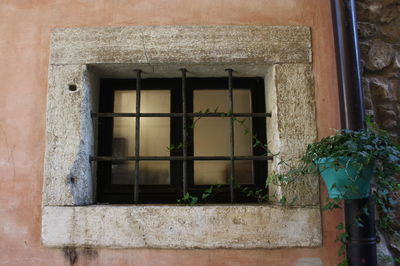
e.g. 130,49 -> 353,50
226,69 -> 235,202
134,69 -> 142,203
180,68 -> 188,196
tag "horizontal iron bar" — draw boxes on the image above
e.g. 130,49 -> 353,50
91,155 -> 273,161
92,112 -> 271,118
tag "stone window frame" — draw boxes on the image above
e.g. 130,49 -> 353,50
42,26 -> 321,248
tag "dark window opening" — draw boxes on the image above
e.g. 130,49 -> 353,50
92,73 -> 271,204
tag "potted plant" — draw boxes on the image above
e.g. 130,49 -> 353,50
283,122 -> 399,265
300,125 -> 399,201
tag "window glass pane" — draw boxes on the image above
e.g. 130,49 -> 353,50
141,90 -> 170,113
194,161 -> 230,184
113,91 -> 170,156
193,89 -> 253,156
193,89 -> 254,184
113,90 -> 170,153
140,118 -> 170,156
235,161 -> 253,184
111,117 -> 172,156
140,118 -> 170,184
194,90 -> 228,113
194,160 -> 253,185
234,90 -> 252,113
114,90 -> 135,112
140,161 -> 170,184
111,118 -> 170,183
112,118 -> 135,156
112,90 -> 170,184
111,161 -> 170,184
112,162 -> 135,184
194,89 -> 251,113
194,118 -> 229,156
234,117 -> 253,156
113,90 -> 170,113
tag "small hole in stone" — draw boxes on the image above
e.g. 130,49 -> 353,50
68,84 -> 77,92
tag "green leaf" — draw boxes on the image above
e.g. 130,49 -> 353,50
336,223 -> 344,230
279,196 -> 287,205
338,243 -> 346,257
253,139 -> 261,147
322,200 -> 342,211
190,197 -> 198,206
204,187 -> 213,194
182,192 -> 190,201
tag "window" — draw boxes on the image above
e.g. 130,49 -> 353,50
93,70 -> 270,204
43,26 -> 320,249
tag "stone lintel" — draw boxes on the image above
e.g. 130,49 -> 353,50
50,26 -> 311,65
42,205 -> 321,249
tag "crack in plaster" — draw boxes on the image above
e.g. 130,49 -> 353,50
139,29 -> 155,73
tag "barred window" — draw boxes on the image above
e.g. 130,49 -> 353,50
92,69 -> 270,204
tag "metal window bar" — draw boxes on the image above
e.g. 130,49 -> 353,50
226,69 -> 235,202
180,68 -> 188,196
91,155 -> 274,161
91,112 -> 271,118
134,69 -> 141,203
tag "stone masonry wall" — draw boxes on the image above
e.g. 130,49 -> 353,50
357,0 -> 400,261
358,0 -> 400,141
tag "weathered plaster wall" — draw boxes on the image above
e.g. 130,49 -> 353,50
357,0 -> 400,261
0,0 -> 342,265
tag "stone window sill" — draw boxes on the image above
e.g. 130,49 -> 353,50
42,204 -> 321,248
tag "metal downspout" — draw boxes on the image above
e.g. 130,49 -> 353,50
330,0 -> 377,265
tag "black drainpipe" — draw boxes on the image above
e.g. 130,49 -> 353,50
331,0 -> 377,265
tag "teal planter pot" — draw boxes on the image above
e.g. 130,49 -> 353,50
315,157 -> 374,200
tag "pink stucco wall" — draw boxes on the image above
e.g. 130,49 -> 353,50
0,1 -> 343,265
